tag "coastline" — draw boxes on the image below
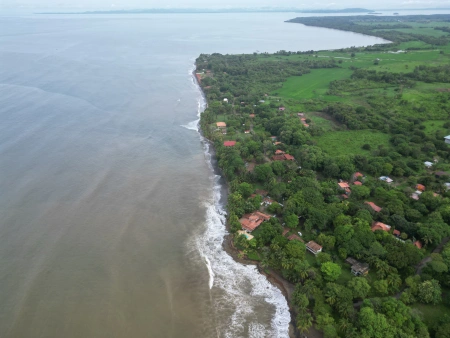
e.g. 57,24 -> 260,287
192,68 -> 322,338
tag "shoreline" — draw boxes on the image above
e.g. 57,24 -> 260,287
192,68 -> 321,338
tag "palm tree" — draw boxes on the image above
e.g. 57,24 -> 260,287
296,311 -> 313,334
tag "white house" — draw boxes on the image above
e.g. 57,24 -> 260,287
223,98 -> 228,103
379,176 -> 393,183
424,161 -> 434,168
445,135 -> 450,144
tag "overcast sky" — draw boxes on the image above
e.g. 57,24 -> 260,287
1,0 -> 450,10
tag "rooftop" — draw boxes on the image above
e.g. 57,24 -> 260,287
365,201 -> 382,212
216,122 -> 226,127
371,221 -> 391,232
338,182 -> 350,189
414,240 -> 423,249
224,141 -> 236,147
288,234 -> 304,242
416,184 -> 426,191
354,181 -> 363,186
306,241 -> 322,253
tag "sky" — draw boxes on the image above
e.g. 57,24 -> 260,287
1,0 -> 450,10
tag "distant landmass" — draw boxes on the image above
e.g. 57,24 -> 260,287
296,8 -> 373,13
40,7 -> 373,15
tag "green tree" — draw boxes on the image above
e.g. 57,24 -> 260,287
347,277 -> 371,299
417,279 -> 442,304
321,262 -> 342,282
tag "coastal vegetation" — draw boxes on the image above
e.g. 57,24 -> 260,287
197,14 -> 450,338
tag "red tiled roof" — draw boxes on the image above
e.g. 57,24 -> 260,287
365,201 -> 382,212
371,222 -> 391,232
414,240 -> 423,249
306,241 -> 322,253
249,114 -> 255,118
284,154 -> 295,161
393,229 -> 401,236
338,182 -> 350,189
273,155 -> 285,161
354,181 -> 362,186
354,172 -> 364,178
416,184 -> 426,191
216,122 -> 226,127
282,228 -> 290,236
275,150 -> 285,155
239,212 -> 271,232
224,141 -> 236,147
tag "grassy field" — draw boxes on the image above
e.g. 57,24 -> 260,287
273,68 -> 352,101
412,303 -> 450,328
423,120 -> 448,135
314,130 -> 390,156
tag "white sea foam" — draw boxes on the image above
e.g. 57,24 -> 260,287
189,65 -> 290,337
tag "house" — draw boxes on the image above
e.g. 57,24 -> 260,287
279,107 -> 286,111
354,181 -> 363,186
338,182 -> 350,189
348,259 -> 369,276
365,201 -> 382,212
445,183 -> 450,190
274,142 -> 282,145
237,230 -> 254,240
244,130 -> 250,134
259,100 -> 265,103
444,135 -> 450,144
379,176 -> 393,183
411,193 -> 420,201
273,155 -> 286,161
284,154 -> 295,161
416,184 -> 426,192
371,221 -> 391,232
249,114 -> 255,118
239,211 -> 271,232
306,241 -> 323,255
223,98 -> 228,103
297,113 -> 305,117
424,161 -> 434,168
354,172 -> 364,179
216,122 -> 227,128
275,150 -> 285,155
414,240 -> 423,249
224,141 -> 236,147
393,229 -> 401,237
261,197 -> 275,206
282,228 -> 290,236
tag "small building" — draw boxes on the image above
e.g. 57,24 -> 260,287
445,183 -> 450,190
223,98 -> 228,103
261,197 -> 275,206
216,122 -> 227,128
297,113 -> 305,117
411,193 -> 420,201
354,181 -> 363,186
351,262 -> 369,276
274,142 -> 282,145
275,149 -> 285,155
365,201 -> 382,212
354,172 -> 364,179
393,229 -> 401,237
270,136 -> 277,141
239,211 -> 271,232
424,161 -> 434,168
444,135 -> 450,144
282,228 -> 290,237
416,184 -> 426,192
338,182 -> 350,189
279,107 -> 286,111
371,221 -> 391,232
379,176 -> 393,183
224,141 -> 236,147
249,114 -> 255,118
244,130 -> 250,134
284,154 -> 295,161
414,240 -> 423,249
435,171 -> 448,178
306,241 -> 323,255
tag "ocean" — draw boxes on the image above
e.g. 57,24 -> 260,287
0,12 -> 391,338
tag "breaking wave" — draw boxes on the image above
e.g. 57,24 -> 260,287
188,66 -> 290,337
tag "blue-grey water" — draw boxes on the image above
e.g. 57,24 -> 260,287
0,13 -> 390,338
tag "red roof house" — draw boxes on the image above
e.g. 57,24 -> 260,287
288,234 -> 304,242
414,240 -> 423,249
416,184 -> 426,192
279,107 -> 285,111
371,222 -> 391,232
393,229 -> 401,236
354,181 -> 363,186
275,150 -> 285,155
224,141 -> 236,147
249,114 -> 255,118
365,201 -> 382,212
239,212 -> 270,232
338,182 -> 350,189
284,154 -> 295,161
